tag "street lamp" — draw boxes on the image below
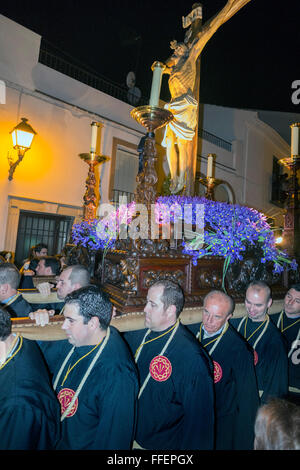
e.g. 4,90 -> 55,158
9,117 -> 37,180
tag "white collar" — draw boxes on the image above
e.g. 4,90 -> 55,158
202,323 -> 225,339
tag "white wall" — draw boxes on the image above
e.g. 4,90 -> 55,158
200,104 -> 291,226
0,13 -> 297,253
0,14 -> 41,90
0,15 -> 143,251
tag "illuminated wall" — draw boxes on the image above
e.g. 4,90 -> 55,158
0,14 -> 144,252
0,13 -> 297,255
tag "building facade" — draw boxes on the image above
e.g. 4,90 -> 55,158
0,14 -> 298,264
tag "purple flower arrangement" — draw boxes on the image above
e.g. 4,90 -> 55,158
72,196 -> 297,276
156,196 -> 297,274
71,202 -> 136,252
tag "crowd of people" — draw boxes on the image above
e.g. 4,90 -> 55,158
0,242 -> 299,450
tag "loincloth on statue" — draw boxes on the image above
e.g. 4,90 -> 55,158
162,91 -> 198,145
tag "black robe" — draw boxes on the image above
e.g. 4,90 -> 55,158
124,322 -> 215,450
30,300 -> 65,315
230,315 -> 288,404
0,336 -> 61,450
19,275 -> 35,289
38,326 -> 139,450
187,321 -> 259,450
271,311 -> 300,403
1,293 -> 33,318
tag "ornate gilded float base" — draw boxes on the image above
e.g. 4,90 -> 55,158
100,251 -> 289,314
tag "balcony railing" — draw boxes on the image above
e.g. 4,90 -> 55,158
199,128 -> 232,152
39,45 -> 232,152
39,47 -> 148,106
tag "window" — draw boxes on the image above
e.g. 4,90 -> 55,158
112,147 -> 138,203
14,211 -> 73,267
109,138 -> 139,205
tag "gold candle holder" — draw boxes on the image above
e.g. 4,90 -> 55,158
131,105 -> 173,133
79,152 -> 109,222
130,105 -> 173,209
199,176 -> 223,200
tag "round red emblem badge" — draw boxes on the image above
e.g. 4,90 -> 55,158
213,361 -> 223,383
57,388 -> 78,417
149,355 -> 172,382
254,350 -> 258,366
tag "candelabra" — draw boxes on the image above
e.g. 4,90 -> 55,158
79,122 -> 109,222
199,154 -> 223,200
130,63 -> 173,210
199,176 -> 224,200
131,107 -> 173,203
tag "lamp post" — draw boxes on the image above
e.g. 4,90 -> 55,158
9,118 -> 37,180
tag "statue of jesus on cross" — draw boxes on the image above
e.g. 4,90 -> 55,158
161,0 -> 251,194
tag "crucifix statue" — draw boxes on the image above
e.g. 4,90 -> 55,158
161,0 -> 251,194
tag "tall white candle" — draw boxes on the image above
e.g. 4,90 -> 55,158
90,122 -> 98,154
207,154 -> 215,178
291,123 -> 300,156
149,62 -> 165,107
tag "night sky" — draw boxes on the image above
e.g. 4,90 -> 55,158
1,0 -> 300,113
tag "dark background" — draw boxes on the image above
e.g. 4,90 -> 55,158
1,0 -> 299,113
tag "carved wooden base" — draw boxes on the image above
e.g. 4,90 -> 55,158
101,250 -> 290,314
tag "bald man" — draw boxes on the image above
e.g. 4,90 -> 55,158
188,290 -> 260,450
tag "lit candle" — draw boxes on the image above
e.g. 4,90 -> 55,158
291,123 -> 300,156
149,62 -> 165,107
207,154 -> 215,178
90,122 -> 98,154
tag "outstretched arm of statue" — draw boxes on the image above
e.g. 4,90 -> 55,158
190,0 -> 251,61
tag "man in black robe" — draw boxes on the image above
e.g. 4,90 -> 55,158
20,256 -> 61,289
34,284 -> 138,450
271,284 -> 300,405
123,280 -> 215,450
0,307 -> 60,449
188,290 -> 260,450
230,281 -> 288,404
29,263 -> 91,316
0,263 -> 32,317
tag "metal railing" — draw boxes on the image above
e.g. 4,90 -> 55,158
39,48 -> 147,106
199,128 -> 232,152
39,45 -> 232,152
